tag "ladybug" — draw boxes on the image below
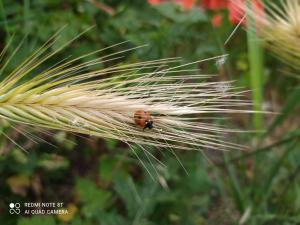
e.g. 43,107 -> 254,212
134,110 -> 153,130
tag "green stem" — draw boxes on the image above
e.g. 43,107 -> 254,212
246,0 -> 264,131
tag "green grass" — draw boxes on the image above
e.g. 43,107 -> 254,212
0,0 -> 9,37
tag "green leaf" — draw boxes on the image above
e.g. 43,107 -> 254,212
153,3 -> 207,23
96,211 -> 129,225
113,175 -> 158,220
18,216 -> 56,225
224,153 -> 245,212
267,84 -> 300,134
104,139 -> 119,151
98,155 -> 128,182
257,141 -> 298,208
113,176 -> 143,218
76,178 -> 112,218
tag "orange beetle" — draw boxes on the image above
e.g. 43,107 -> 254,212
134,110 -> 153,130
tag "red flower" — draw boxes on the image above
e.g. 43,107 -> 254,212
201,0 -> 228,10
228,1 -> 242,24
211,13 -> 223,27
148,0 -> 163,5
228,0 -> 264,24
228,0 -> 264,25
176,0 -> 194,9
147,0 -> 264,26
201,0 -> 264,25
148,0 -> 195,9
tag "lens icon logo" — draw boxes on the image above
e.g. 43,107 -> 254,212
9,203 -> 21,214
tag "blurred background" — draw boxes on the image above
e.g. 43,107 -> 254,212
0,0 -> 300,224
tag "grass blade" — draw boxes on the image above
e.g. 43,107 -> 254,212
257,141 -> 298,209
267,84 -> 300,134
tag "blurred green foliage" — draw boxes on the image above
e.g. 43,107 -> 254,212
0,0 -> 300,225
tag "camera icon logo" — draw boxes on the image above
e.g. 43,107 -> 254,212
9,203 -> 21,214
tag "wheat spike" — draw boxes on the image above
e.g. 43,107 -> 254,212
236,0 -> 300,69
0,31 -> 252,152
